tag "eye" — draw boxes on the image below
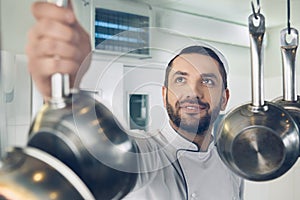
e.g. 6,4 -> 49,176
175,77 -> 186,84
201,78 -> 215,87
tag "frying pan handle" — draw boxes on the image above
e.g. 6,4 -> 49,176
280,28 -> 299,101
248,13 -> 266,108
47,0 -> 70,103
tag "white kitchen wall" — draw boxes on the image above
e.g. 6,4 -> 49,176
123,65 -> 166,132
0,0 -> 37,156
0,0 -> 35,54
244,159 -> 300,200
6,55 -> 31,146
0,52 -> 31,156
80,56 -> 125,126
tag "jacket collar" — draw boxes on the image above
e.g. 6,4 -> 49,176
161,122 -> 199,151
160,121 -> 216,152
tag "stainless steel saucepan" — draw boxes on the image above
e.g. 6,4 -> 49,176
26,0 -> 137,199
0,147 -> 95,200
27,73 -> 138,199
273,28 -> 300,151
216,12 -> 299,181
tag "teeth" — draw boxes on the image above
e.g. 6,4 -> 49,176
186,106 -> 197,110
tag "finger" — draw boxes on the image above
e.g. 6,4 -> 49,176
27,37 -> 81,62
31,2 -> 76,25
32,18 -> 79,43
28,57 -> 83,99
28,56 -> 80,77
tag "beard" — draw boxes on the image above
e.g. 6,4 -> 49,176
166,97 -> 221,135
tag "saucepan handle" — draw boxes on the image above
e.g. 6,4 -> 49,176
248,13 -> 265,108
280,28 -> 299,101
47,0 -> 70,102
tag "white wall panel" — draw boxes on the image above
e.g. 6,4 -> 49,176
0,53 -> 31,155
123,66 -> 167,132
80,55 -> 125,125
156,8 -> 249,47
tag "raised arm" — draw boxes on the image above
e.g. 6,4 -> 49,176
26,0 -> 91,100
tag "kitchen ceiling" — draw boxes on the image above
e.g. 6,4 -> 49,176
140,0 -> 300,28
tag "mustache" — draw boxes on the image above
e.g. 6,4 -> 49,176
176,98 -> 210,109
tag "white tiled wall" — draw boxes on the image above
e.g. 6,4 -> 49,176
0,53 -> 31,155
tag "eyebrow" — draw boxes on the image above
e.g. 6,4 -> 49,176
172,71 -> 188,77
171,71 -> 218,80
201,73 -> 218,80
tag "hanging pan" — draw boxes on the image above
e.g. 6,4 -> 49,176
216,11 -> 299,181
0,147 -> 95,200
273,28 -> 300,152
27,73 -> 138,199
24,0 -> 138,199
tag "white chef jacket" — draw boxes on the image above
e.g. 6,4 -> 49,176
123,122 -> 244,200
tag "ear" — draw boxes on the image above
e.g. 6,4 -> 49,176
162,86 -> 167,108
220,88 -> 230,111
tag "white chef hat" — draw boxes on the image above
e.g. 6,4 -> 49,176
178,44 -> 228,74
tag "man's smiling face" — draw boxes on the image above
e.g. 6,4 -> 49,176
163,53 -> 229,135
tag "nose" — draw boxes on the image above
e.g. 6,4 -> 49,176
185,80 -> 206,99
